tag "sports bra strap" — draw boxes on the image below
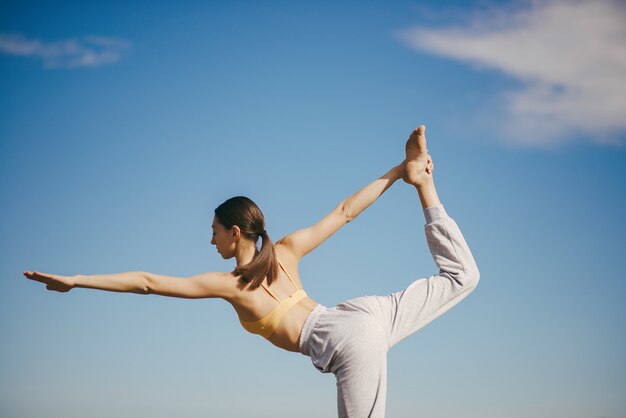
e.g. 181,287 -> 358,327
258,257 -> 299,301
260,283 -> 280,302
276,258 -> 299,290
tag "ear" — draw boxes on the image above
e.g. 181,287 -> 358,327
231,225 -> 241,240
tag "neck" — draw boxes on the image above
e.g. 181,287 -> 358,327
235,240 -> 258,267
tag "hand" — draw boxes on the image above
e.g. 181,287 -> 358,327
23,270 -> 75,293
402,125 -> 434,186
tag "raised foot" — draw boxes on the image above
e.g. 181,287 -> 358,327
402,125 -> 434,186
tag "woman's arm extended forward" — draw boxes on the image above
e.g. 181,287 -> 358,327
73,271 -> 149,294
23,270 -> 149,294
23,270 -> 231,299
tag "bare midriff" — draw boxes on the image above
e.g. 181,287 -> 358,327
265,296 -> 319,352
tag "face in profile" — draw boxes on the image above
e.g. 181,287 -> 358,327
211,216 -> 237,259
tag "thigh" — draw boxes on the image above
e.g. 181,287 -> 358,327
339,273 -> 472,348
333,329 -> 389,418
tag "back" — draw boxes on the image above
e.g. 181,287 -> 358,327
239,257 -> 308,339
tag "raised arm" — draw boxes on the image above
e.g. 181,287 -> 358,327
278,163 -> 404,260
279,125 -> 437,260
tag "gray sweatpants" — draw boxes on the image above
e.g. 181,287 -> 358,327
298,204 -> 480,418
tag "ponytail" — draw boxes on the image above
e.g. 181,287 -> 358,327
214,196 -> 278,289
233,229 -> 279,289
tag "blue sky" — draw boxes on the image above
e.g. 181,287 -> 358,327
1,1 -> 625,417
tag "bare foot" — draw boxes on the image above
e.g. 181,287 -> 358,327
402,125 -> 434,186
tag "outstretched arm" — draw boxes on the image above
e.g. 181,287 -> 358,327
278,125 -> 438,260
343,163 -> 404,221
23,270 -> 231,299
23,270 -> 148,294
277,163 -> 404,260
336,124 -> 440,221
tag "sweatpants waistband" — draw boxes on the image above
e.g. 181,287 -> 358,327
298,303 -> 326,356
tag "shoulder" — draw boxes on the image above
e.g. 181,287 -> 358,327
273,239 -> 302,286
274,238 -> 299,266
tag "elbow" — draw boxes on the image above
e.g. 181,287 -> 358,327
139,272 -> 152,295
340,202 -> 354,223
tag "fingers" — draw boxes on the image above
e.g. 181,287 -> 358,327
426,160 -> 434,174
24,270 -> 70,292
420,152 -> 434,174
23,271 -> 48,284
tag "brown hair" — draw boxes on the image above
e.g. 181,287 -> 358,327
214,196 -> 278,290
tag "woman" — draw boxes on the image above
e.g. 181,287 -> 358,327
24,125 -> 480,418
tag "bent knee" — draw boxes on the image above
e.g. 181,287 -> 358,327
466,265 -> 480,291
454,262 -> 480,292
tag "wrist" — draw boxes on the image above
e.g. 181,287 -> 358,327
71,274 -> 82,288
390,163 -> 404,181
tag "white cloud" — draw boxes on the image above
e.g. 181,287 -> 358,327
396,0 -> 626,148
0,33 -> 131,69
